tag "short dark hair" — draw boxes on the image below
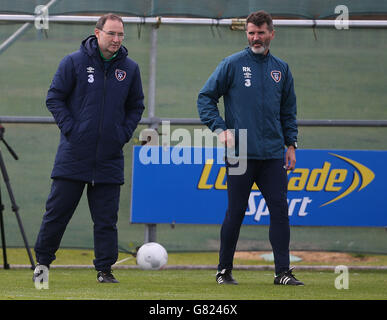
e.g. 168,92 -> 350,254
96,13 -> 124,30
246,11 -> 274,31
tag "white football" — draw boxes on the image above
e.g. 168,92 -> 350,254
136,242 -> 168,270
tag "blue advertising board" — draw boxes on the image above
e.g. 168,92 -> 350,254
130,146 -> 387,227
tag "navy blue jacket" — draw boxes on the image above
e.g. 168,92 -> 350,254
197,48 -> 297,160
47,35 -> 145,184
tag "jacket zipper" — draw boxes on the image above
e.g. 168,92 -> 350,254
92,70 -> 107,186
260,60 -> 266,158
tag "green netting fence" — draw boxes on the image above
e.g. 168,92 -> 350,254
2,0 -> 387,19
0,13 -> 386,255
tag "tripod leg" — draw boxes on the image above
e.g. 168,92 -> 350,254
0,205 -> 10,269
12,205 -> 36,269
0,149 -> 35,269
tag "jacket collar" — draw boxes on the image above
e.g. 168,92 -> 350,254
80,35 -> 128,60
246,47 -> 271,62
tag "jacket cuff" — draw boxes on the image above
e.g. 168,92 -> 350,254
212,123 -> 228,132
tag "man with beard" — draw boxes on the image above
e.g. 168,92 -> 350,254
197,11 -> 303,286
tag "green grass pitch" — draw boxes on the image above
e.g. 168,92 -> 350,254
0,268 -> 386,300
0,249 -> 386,300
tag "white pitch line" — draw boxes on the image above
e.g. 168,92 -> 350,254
114,257 -> 134,265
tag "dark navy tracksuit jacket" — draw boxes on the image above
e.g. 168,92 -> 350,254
47,35 -> 145,184
197,47 -> 297,159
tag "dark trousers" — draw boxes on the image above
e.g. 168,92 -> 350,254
34,178 -> 120,272
218,159 -> 290,275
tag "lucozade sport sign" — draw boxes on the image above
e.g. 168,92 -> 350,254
131,147 -> 386,227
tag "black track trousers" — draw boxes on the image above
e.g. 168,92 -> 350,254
218,159 -> 290,275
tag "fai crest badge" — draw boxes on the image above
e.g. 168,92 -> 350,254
270,70 -> 281,83
115,69 -> 126,81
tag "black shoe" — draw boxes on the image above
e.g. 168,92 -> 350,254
216,269 -> 238,285
274,267 -> 304,286
97,271 -> 119,283
32,263 -> 49,283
